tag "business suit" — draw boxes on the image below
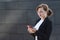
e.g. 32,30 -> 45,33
31,17 -> 52,40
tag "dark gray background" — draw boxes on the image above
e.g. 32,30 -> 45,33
0,0 -> 60,40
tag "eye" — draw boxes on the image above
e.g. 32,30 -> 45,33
40,11 -> 43,13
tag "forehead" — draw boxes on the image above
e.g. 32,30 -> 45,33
38,8 -> 44,11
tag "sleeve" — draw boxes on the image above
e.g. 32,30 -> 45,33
34,21 -> 52,38
30,19 -> 40,37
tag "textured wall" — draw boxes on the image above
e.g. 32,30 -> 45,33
0,0 -> 60,40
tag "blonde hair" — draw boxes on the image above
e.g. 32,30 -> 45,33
36,3 -> 53,16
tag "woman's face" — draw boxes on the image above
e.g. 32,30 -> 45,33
37,7 -> 47,18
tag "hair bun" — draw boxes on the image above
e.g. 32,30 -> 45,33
47,8 -> 53,16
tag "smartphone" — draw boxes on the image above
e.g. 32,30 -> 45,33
27,25 -> 32,28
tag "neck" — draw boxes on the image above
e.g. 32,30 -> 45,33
41,16 -> 47,20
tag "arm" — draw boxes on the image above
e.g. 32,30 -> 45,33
34,21 -> 52,37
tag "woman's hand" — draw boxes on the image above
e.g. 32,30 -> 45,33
27,25 -> 36,33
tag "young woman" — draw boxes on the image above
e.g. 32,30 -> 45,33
27,3 -> 53,40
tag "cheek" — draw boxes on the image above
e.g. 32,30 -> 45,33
41,14 -> 44,16
37,12 -> 40,15
40,13 -> 46,17
37,13 -> 40,16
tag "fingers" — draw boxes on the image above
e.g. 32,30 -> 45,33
27,25 -> 35,33
28,28 -> 34,33
27,25 -> 30,28
27,25 -> 32,28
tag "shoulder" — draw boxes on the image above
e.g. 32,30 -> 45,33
45,17 -> 52,23
44,18 -> 52,30
44,17 -> 52,26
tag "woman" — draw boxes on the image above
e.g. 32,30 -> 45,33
27,3 -> 53,40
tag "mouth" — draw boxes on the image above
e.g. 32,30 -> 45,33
40,15 -> 41,16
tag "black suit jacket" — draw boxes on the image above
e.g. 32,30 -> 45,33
31,17 -> 52,40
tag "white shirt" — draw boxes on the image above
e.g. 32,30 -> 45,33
33,19 -> 44,40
